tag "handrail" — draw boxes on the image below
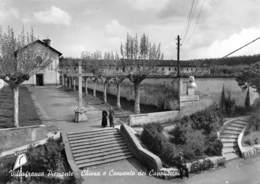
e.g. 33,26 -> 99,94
237,127 -> 247,157
237,120 -> 257,159
61,131 -> 81,184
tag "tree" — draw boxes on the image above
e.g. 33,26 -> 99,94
0,27 -> 52,127
121,33 -> 163,60
237,62 -> 260,93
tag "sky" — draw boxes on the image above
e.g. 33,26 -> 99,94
1,0 -> 260,59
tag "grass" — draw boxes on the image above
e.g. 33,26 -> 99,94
0,85 -> 41,128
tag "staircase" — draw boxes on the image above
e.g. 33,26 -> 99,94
66,127 -> 133,169
220,118 -> 249,161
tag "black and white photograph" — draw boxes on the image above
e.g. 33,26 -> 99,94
0,0 -> 260,183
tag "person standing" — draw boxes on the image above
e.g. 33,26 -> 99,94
109,107 -> 115,128
176,152 -> 189,179
101,110 -> 108,128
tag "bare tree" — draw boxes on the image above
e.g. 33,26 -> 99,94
0,27 -> 52,127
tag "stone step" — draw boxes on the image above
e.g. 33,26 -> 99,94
231,120 -> 248,126
77,153 -> 133,169
69,135 -> 122,145
68,131 -> 119,140
72,141 -> 127,154
224,126 -> 244,132
71,139 -> 125,150
223,152 -> 239,161
68,128 -> 116,137
222,142 -> 237,147
221,130 -> 241,135
69,133 -> 122,143
220,134 -> 238,139
228,124 -> 246,129
73,144 -> 129,157
220,138 -> 237,143
74,148 -> 131,161
222,147 -> 237,154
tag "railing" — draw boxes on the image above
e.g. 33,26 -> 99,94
237,126 -> 257,159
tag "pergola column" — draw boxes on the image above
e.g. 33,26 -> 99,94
93,79 -> 97,97
61,73 -> 64,86
85,77 -> 88,95
73,77 -> 76,91
115,77 -> 125,109
68,77 -> 72,88
116,83 -> 121,109
78,66 -> 82,108
103,80 -> 107,103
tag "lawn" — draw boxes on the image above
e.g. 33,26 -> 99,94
0,85 -> 41,128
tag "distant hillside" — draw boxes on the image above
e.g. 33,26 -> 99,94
184,54 -> 260,66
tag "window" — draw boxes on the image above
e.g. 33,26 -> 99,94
35,56 -> 43,64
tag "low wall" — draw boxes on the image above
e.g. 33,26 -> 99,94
129,111 -> 180,126
0,125 -> 50,152
120,124 -> 162,171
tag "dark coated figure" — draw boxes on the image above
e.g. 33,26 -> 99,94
176,152 -> 189,179
109,107 -> 115,128
101,110 -> 108,127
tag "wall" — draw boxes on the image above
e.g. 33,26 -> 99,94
0,125 -> 49,152
129,110 -> 180,126
22,42 -> 60,85
187,78 -> 259,106
81,77 -> 259,110
87,78 -> 179,109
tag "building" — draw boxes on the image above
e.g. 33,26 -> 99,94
22,39 -> 62,86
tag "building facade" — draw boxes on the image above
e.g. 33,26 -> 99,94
22,39 -> 62,86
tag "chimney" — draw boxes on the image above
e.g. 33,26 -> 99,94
42,39 -> 51,46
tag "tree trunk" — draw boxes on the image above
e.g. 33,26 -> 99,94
104,82 -> 107,103
78,75 -> 82,108
93,81 -> 96,97
13,86 -> 19,127
73,78 -> 76,91
116,83 -> 121,109
134,82 -> 140,114
85,78 -> 88,95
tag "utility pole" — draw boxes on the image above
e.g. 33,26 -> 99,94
177,35 -> 180,77
177,35 -> 181,110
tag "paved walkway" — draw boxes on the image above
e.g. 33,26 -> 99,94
29,85 -> 132,132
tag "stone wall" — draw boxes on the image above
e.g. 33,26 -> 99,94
0,125 -> 50,152
79,77 -> 258,110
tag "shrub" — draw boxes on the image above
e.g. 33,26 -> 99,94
189,105 -> 223,135
189,159 -> 214,173
141,123 -> 166,156
141,124 -> 181,166
1,139 -> 76,184
24,139 -> 65,173
169,105 -> 223,159
0,156 -> 16,183
204,133 -> 223,156
181,129 -> 206,160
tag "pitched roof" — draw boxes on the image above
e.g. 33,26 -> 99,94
16,39 -> 62,56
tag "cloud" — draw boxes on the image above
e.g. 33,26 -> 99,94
126,0 -> 169,11
33,6 -> 71,25
104,19 -> 128,37
104,19 -> 130,52
0,0 -> 19,23
187,26 -> 260,59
